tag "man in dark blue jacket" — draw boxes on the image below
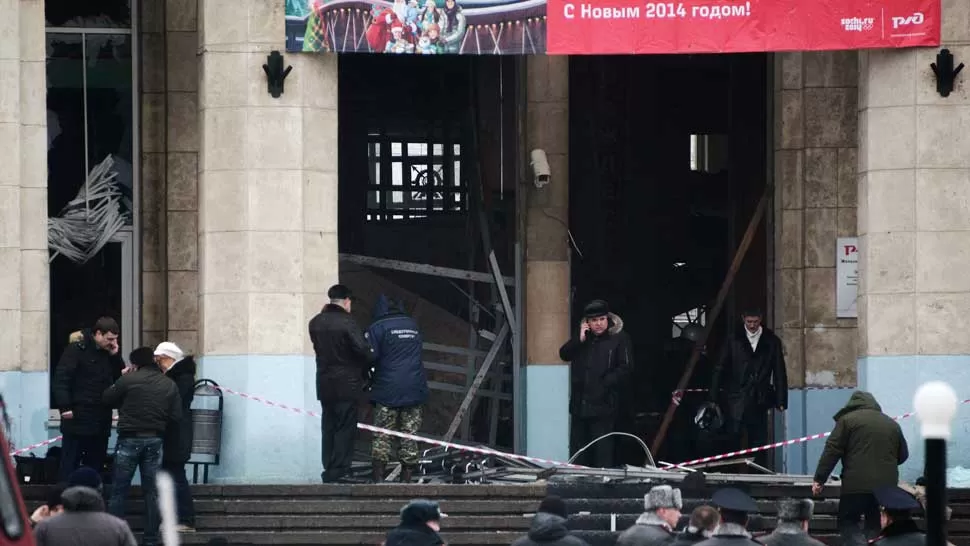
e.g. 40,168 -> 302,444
367,295 -> 428,483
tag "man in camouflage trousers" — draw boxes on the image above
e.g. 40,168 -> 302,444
366,295 -> 429,483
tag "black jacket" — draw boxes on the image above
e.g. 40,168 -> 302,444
309,304 -> 375,403
560,313 -> 633,418
163,357 -> 197,463
759,525 -> 826,546
103,365 -> 181,435
869,519 -> 925,546
710,325 -> 788,421
367,295 -> 428,408
671,529 -> 711,546
512,513 -> 590,546
813,391 -> 908,494
384,523 -> 445,546
52,330 -> 125,436
616,514 -> 676,546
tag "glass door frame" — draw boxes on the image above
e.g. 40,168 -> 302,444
45,0 -> 141,355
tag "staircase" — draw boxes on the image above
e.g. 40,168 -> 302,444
20,482 -> 970,546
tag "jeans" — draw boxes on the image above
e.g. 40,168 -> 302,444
109,437 -> 163,546
321,401 -> 358,482
161,461 -> 196,526
59,434 -> 110,482
838,493 -> 881,546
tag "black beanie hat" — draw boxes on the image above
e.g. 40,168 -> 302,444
538,495 -> 568,518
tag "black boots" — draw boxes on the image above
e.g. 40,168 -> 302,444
400,464 -> 413,483
372,461 -> 386,483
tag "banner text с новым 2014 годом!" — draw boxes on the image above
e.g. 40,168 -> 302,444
286,0 -> 940,55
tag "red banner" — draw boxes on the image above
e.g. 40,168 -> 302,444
547,0 -> 940,54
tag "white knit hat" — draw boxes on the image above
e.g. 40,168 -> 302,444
153,341 -> 184,362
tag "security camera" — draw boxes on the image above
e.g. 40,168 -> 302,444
530,149 -> 551,189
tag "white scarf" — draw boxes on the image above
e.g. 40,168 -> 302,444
746,326 -> 763,351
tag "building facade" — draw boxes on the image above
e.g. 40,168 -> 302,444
0,0 -> 967,483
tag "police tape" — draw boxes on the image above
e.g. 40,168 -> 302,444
10,436 -> 64,457
212,386 -> 585,469
663,397 -> 970,468
671,386 -> 857,406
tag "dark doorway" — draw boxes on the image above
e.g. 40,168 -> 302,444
568,54 -> 770,466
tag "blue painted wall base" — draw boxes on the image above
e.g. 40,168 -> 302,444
198,355 -> 322,484
783,388 -> 853,476
0,371 -> 53,454
524,364 -> 570,464
859,355 -> 970,482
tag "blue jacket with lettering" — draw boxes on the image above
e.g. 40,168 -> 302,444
366,294 -> 429,408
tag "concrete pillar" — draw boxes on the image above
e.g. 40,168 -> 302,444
772,51 -> 859,473
197,0 -> 339,483
0,0 -> 49,451
523,56 -> 570,462
857,0 -> 970,480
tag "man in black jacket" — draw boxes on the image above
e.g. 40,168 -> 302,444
103,346 -> 182,546
709,309 -> 787,467
309,284 -> 375,483
52,316 -> 125,482
511,495 -> 589,546
559,299 -> 632,468
155,341 -> 197,532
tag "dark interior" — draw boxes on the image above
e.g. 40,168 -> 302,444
569,53 -> 770,466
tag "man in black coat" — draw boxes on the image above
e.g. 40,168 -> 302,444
671,505 -> 720,546
559,299 -> 633,468
384,499 -> 447,546
759,499 -> 825,546
709,309 -> 787,467
512,495 -> 589,546
52,316 -> 125,482
155,341 -> 198,532
308,284 -> 375,483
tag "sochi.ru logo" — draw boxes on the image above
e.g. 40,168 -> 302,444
892,12 -> 924,29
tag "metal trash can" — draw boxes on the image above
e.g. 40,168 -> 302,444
189,379 -> 223,484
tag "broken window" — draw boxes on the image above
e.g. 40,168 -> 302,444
366,138 -> 466,222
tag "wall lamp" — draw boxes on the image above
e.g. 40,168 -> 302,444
262,51 -> 293,99
930,49 -> 964,98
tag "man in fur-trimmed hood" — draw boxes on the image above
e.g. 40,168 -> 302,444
560,299 -> 633,468
617,485 -> 683,546
759,499 -> 825,546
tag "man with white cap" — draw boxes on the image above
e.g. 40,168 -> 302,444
155,341 -> 198,533
617,485 -> 683,546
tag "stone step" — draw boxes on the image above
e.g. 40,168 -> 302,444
105,498 -> 543,516
122,514 -> 533,531
567,513 -> 970,533
169,530 -> 524,545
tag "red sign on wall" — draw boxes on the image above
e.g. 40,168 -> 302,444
547,0 -> 940,54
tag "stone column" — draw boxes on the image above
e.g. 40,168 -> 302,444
523,56 -> 570,462
857,0 -> 970,480
197,0 -> 339,483
773,51 -> 859,473
0,0 -> 49,450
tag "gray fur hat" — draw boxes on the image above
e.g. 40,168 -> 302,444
777,499 -> 814,521
645,485 -> 683,511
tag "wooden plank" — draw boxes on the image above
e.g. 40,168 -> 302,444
423,342 -> 489,358
428,381 -> 512,401
442,322 -> 511,442
340,253 -> 514,286
488,251 -> 517,334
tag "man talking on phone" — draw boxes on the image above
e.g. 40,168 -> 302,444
559,299 -> 633,468
52,316 -> 126,482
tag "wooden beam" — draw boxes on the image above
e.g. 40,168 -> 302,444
650,185 -> 773,456
442,322 -> 511,442
339,253 -> 514,285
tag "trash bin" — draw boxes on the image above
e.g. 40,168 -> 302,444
189,379 -> 223,484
